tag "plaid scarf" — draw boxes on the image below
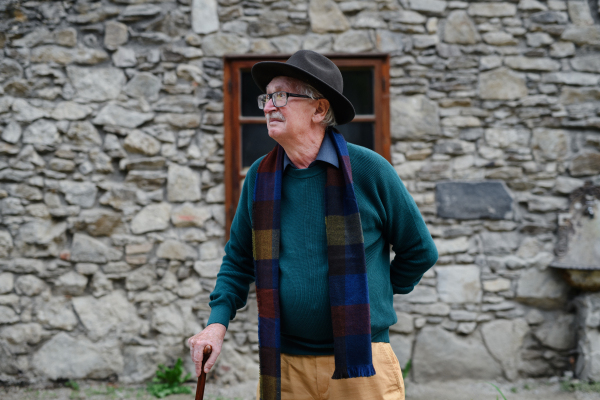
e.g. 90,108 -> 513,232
252,128 -> 375,400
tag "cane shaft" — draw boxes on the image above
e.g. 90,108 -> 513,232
195,345 -> 212,400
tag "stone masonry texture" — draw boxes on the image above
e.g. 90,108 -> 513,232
0,0 -> 599,387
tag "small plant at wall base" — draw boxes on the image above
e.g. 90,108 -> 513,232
402,359 -> 412,380
488,382 -> 508,400
561,380 -> 600,393
147,358 -> 192,398
64,380 -> 80,391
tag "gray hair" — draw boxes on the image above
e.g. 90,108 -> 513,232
292,81 -> 337,127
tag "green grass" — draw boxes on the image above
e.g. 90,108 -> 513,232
487,382 -> 507,400
146,358 -> 192,398
561,380 -> 600,393
65,381 -> 80,391
402,359 -> 412,380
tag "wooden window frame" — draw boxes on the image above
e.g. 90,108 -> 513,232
223,53 -> 391,239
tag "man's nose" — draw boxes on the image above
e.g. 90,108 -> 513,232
263,97 -> 277,114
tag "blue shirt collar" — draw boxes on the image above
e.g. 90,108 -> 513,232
283,130 -> 339,170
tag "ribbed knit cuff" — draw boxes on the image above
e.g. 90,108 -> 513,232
206,304 -> 232,330
392,283 -> 415,295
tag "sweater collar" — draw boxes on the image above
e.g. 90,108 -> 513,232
283,129 -> 340,170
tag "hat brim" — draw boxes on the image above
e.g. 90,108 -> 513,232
251,61 -> 356,126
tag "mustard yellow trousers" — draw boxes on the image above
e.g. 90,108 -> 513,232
256,343 -> 405,400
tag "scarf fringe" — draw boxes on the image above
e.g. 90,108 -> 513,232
331,365 -> 376,380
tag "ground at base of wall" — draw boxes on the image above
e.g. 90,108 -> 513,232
0,380 -> 258,400
406,379 -> 599,400
1,379 -> 598,400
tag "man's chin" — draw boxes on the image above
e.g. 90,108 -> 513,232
267,128 -> 284,139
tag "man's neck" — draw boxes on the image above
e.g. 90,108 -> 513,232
280,128 -> 326,169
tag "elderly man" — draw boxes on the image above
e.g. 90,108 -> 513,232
188,50 -> 438,400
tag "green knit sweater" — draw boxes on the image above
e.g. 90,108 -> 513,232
207,143 -> 438,355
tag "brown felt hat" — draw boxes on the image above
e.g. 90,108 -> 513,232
251,50 -> 356,125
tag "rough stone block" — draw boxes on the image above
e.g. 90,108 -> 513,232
482,31 -> 518,46
436,265 -> 482,303
468,2 -> 517,16
505,56 -> 560,71
156,239 -> 197,261
33,332 -> 124,379
131,203 -> 172,234
167,164 -> 201,203
15,274 -> 46,296
152,304 -> 185,336
93,104 -> 155,129
122,130 -> 161,156
571,152 -> 600,176
402,285 -> 438,303
481,231 -> 520,254
35,297 -> 78,331
70,233 -> 122,263
534,314 -> 576,350
0,272 -> 14,294
412,326 -> 502,382
542,72 -> 599,86
0,305 -> 19,324
479,67 -> 528,100
391,95 -> 441,140
201,33 -> 249,56
436,181 -> 513,220
124,72 -> 162,102
104,20 -> 128,50
309,0 -> 350,33
443,10 -> 480,44
66,66 -> 126,102
409,0 -> 447,14
516,268 -> 569,309
571,55 -> 600,74
333,30 -> 374,52
120,346 -> 163,383
561,25 -> 600,46
390,334 -> 413,368
481,318 -> 529,380
433,236 -> 470,255
54,271 -> 88,296
532,128 -> 569,161
483,278 -> 511,293
390,312 -> 414,334
567,0 -> 595,26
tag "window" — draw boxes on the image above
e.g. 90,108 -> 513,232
223,54 -> 391,238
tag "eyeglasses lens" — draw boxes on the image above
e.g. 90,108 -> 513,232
257,94 -> 266,110
273,92 -> 287,107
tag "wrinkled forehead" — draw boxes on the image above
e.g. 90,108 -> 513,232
266,76 -> 299,93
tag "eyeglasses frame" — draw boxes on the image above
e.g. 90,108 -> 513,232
257,91 -> 320,110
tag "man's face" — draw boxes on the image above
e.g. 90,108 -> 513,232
263,76 -> 316,143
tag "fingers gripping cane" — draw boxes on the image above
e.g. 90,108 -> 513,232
195,345 -> 212,400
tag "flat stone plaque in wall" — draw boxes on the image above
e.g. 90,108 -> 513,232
436,181 -> 513,220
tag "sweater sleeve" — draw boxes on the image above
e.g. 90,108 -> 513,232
206,164 -> 258,329
376,157 -> 438,294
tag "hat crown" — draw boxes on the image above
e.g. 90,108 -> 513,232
286,50 -> 343,93
251,50 -> 355,124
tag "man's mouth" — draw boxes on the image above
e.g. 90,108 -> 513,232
267,112 -> 285,124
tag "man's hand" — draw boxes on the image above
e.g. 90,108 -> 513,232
187,323 -> 227,377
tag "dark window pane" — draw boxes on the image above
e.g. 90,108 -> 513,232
241,70 -> 264,117
340,69 -> 374,115
242,124 -> 278,167
336,122 -> 374,150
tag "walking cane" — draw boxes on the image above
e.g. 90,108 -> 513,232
195,345 -> 212,400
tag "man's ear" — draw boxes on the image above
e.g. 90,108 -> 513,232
312,99 -> 329,123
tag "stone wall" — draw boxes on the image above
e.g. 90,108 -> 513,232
0,0 -> 599,386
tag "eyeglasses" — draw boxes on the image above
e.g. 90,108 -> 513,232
257,91 -> 319,110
